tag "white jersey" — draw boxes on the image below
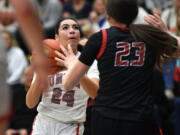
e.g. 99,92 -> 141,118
36,52 -> 99,123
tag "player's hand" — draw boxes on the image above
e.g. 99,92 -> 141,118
5,129 -> 18,135
54,44 -> 78,70
144,13 -> 168,32
16,129 -> 28,135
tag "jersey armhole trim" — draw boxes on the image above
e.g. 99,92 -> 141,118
96,29 -> 107,59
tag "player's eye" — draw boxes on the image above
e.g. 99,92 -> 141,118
73,25 -> 79,30
62,26 -> 68,30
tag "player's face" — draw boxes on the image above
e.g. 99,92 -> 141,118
57,19 -> 80,54
2,32 -> 12,48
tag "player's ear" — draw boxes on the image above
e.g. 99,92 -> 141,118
106,14 -> 110,21
55,34 -> 59,41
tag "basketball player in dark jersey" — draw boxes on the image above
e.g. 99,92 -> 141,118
55,0 -> 179,134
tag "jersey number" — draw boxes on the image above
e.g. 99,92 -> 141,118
51,88 -> 75,107
115,42 -> 145,66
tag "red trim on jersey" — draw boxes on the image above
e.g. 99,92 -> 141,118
113,25 -> 129,31
96,29 -> 107,59
0,106 -> 13,122
87,99 -> 93,107
160,128 -> 163,135
76,123 -> 80,135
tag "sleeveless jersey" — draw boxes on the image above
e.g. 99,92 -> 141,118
37,52 -> 99,123
79,25 -> 156,121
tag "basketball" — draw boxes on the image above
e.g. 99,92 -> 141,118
43,39 -> 66,75
31,39 -> 65,75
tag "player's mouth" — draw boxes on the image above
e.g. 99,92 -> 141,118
69,37 -> 76,40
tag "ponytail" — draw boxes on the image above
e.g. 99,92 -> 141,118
129,24 -> 178,70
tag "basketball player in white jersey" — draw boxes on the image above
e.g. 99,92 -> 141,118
26,18 -> 99,135
0,0 -> 48,134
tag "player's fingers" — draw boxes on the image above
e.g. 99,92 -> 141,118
144,15 -> 160,28
147,15 -> 159,24
54,57 -> 65,67
144,16 -> 155,26
55,50 -> 66,60
67,44 -> 74,55
59,45 -> 68,56
144,16 -> 154,24
150,14 -> 159,22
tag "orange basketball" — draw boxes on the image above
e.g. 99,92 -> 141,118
43,39 -> 66,75
31,39 -> 65,75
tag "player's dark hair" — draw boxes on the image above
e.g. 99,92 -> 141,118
55,18 -> 80,34
130,24 -> 178,70
105,0 -> 178,70
105,0 -> 138,26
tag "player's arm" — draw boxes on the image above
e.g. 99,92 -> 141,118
80,76 -> 99,99
144,13 -> 180,50
10,0 -> 44,53
55,45 -> 99,98
10,0 -> 49,89
26,75 -> 43,109
63,60 -> 90,90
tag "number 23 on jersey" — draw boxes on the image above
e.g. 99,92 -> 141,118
115,42 -> 146,67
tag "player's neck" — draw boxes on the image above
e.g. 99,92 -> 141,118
107,15 -> 127,27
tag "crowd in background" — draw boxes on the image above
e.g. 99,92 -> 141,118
0,0 -> 180,135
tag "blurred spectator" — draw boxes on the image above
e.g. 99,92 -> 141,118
175,98 -> 180,135
160,0 -> 180,99
2,30 -> 36,134
63,0 -> 92,25
31,0 -> 63,39
81,23 -> 94,38
4,64 -> 38,135
59,0 -> 70,6
152,69 -> 175,135
0,0 -> 18,34
14,0 -> 63,56
86,0 -> 94,5
0,30 -> 11,135
88,0 -> 109,33
2,30 -> 28,86
161,0 -> 180,29
133,6 -> 148,24
144,0 -> 173,15
137,0 -> 146,9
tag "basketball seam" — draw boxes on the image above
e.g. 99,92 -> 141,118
44,43 -> 59,51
